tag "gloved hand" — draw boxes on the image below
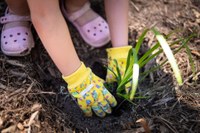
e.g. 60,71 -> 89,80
106,46 -> 132,83
62,62 -> 117,117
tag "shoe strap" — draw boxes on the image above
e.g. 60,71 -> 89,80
0,14 -> 30,24
61,1 -> 91,22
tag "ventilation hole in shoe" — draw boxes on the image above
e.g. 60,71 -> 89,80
5,42 -> 7,44
99,24 -> 101,26
100,30 -> 102,32
23,38 -> 26,41
17,33 -> 21,35
25,32 -> 28,35
5,18 -> 7,20
1,18 -> 3,21
94,27 -> 97,29
105,26 -> 108,29
3,36 -> 6,38
93,33 -> 96,36
14,40 -> 17,42
87,30 -> 90,32
10,34 -> 13,37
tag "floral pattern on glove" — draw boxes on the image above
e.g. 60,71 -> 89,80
68,70 -> 117,117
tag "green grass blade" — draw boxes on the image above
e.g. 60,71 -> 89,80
134,96 -> 149,99
123,54 -> 134,80
117,93 -> 136,105
140,50 -> 161,68
140,35 -> 194,82
140,39 -> 186,79
140,42 -> 185,82
182,34 -> 197,76
117,71 -> 132,92
140,39 -> 184,68
138,42 -> 160,65
138,30 -> 180,65
152,28 -> 183,85
114,59 -> 122,83
118,49 -> 135,92
135,29 -> 149,54
130,49 -> 139,100
124,49 -> 133,75
107,66 -> 120,84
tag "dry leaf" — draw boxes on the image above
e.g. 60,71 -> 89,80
136,118 -> 151,133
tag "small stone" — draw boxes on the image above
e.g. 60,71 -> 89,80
17,123 -> 24,130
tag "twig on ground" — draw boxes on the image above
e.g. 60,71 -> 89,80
8,88 -> 24,98
130,1 -> 139,12
24,82 -> 35,97
9,70 -> 27,78
154,116 -> 177,133
29,92 -> 56,95
6,60 -> 26,68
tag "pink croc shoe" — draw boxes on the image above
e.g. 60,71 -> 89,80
61,1 -> 110,48
0,8 -> 35,56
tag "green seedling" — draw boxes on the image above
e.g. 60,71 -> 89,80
108,27 -> 195,101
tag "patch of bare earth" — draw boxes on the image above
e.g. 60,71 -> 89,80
0,0 -> 200,132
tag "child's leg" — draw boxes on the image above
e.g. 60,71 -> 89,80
104,0 -> 129,47
27,0 -> 81,76
1,0 -> 34,56
65,0 -> 88,13
104,0 -> 131,83
65,0 -> 97,26
61,0 -> 110,47
27,0 -> 117,118
6,0 -> 29,15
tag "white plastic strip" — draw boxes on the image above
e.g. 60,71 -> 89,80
80,84 -> 94,96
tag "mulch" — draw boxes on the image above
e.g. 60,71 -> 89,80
0,0 -> 200,132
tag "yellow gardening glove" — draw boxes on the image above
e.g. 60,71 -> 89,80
63,62 -> 117,117
106,46 -> 132,83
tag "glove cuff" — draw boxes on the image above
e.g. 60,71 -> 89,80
62,62 -> 90,88
106,46 -> 132,59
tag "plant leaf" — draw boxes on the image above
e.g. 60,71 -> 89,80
107,66 -> 120,84
124,48 -> 133,75
135,29 -> 149,54
138,42 -> 160,65
130,48 -> 139,100
152,28 -> 183,85
182,34 -> 197,76
114,59 -> 122,83
138,30 -> 180,65
117,93 -> 136,105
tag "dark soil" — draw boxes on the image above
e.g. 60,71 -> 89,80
0,0 -> 200,133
